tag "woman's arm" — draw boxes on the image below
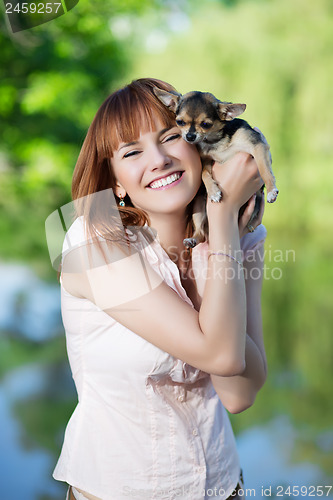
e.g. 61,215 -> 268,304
62,153 -> 263,377
210,242 -> 267,414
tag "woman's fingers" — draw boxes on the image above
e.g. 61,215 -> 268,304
248,190 -> 265,227
241,194 -> 256,224
238,194 -> 256,238
257,190 -> 265,224
238,190 -> 265,239
246,194 -> 257,215
212,154 -> 263,210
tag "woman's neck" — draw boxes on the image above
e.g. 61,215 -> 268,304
148,212 -> 189,269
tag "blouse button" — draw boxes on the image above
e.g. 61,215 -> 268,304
192,429 -> 198,436
177,387 -> 186,402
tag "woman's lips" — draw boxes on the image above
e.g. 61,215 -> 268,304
147,171 -> 184,190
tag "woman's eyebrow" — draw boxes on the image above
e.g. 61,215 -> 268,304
118,141 -> 138,151
118,127 -> 174,152
159,127 -> 173,135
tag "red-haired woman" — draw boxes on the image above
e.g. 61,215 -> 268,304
53,78 -> 267,500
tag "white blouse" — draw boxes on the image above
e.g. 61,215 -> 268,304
53,217 -> 267,500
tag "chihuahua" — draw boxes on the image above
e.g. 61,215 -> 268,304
154,88 -> 278,248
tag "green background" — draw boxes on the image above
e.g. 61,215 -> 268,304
0,0 -> 332,496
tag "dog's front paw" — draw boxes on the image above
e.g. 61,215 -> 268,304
267,188 -> 279,203
183,237 -> 197,249
209,190 -> 222,203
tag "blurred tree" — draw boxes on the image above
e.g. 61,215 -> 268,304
0,0 -> 161,275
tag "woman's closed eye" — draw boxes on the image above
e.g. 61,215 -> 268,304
162,133 -> 181,143
123,149 -> 141,158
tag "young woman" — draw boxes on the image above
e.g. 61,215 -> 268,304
53,78 -> 267,500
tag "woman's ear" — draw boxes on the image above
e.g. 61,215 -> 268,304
114,182 -> 126,199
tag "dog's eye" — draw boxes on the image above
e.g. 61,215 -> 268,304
201,122 -> 213,129
176,119 -> 185,127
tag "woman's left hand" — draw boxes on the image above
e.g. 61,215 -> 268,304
238,190 -> 265,239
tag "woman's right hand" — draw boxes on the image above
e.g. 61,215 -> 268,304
210,153 -> 264,211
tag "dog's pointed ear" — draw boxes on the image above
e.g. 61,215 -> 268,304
216,102 -> 246,121
153,87 -> 182,113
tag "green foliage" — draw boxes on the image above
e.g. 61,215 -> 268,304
0,0 -> 159,276
0,335 -> 66,377
14,390 -> 76,454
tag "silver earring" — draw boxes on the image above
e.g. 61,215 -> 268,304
119,194 -> 125,207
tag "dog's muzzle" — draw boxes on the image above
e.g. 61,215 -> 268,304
185,132 -> 197,142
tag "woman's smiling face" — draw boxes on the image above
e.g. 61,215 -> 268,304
111,117 -> 203,218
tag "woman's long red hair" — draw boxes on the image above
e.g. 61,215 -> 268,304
70,78 -> 200,253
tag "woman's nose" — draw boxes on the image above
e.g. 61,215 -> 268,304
149,144 -> 171,170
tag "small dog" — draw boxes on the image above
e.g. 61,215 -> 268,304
154,88 -> 278,248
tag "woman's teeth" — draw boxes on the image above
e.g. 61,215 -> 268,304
149,172 -> 182,189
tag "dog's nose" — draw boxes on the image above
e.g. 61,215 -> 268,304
186,132 -> 196,142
